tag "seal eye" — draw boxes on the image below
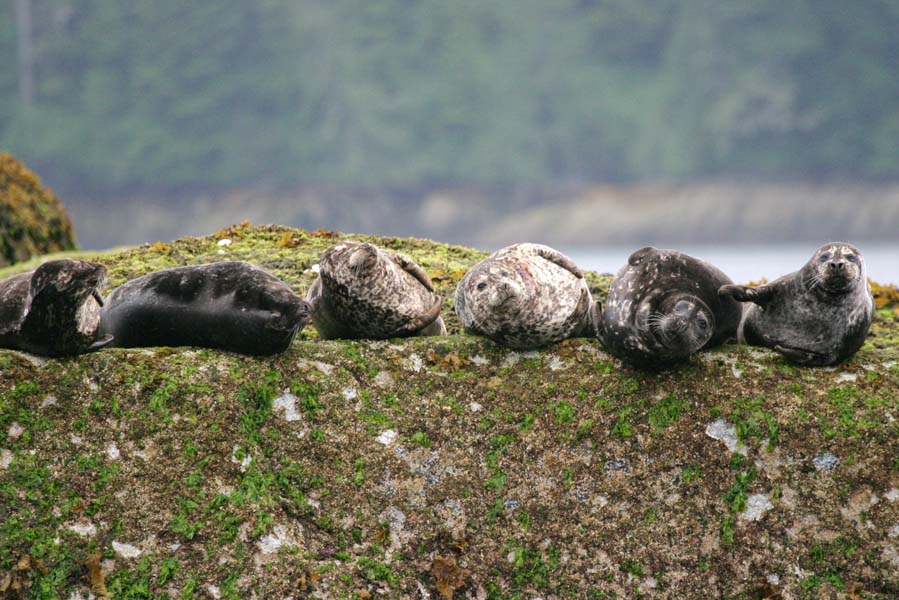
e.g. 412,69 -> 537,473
846,254 -> 858,263
818,253 -> 832,263
500,271 -> 509,277
477,282 -> 487,291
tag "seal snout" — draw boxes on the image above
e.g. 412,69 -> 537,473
487,280 -> 522,309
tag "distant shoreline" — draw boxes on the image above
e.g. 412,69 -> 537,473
60,181 -> 899,251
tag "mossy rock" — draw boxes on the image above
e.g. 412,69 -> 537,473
1,227 -> 899,598
0,153 -> 77,267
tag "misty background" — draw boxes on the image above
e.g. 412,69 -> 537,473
2,1 -> 898,279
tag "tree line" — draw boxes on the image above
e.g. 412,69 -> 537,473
1,0 -> 897,190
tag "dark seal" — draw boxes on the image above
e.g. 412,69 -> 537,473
0,259 -> 113,357
718,243 -> 874,366
99,262 -> 310,355
306,241 -> 445,340
599,247 -> 742,367
454,243 -> 599,350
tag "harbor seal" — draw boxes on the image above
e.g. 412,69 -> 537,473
454,243 -> 599,349
99,262 -> 310,355
306,241 -> 446,339
0,259 -> 113,356
718,243 -> 874,366
598,247 -> 742,367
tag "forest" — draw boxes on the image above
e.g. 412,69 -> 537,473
1,0 -> 898,191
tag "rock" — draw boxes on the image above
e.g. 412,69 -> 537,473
0,153 -> 77,267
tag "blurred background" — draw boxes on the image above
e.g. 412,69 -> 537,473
2,1 -> 898,279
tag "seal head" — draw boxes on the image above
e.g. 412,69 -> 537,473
455,243 -> 598,350
99,261 -> 311,355
599,247 -> 741,367
306,241 -> 445,339
719,243 -> 874,366
0,259 -> 112,356
646,293 -> 715,358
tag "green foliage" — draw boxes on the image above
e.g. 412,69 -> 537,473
2,1 -> 898,188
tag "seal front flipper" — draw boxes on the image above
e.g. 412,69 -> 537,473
88,334 -> 115,352
389,296 -> 443,337
774,344 -> 834,366
534,246 -> 583,278
562,287 -> 595,337
719,284 -> 774,305
388,251 -> 435,292
589,299 -> 603,338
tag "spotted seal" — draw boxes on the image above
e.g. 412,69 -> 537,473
454,243 -> 598,349
306,241 -> 445,339
99,261 -> 310,355
0,259 -> 113,356
718,243 -> 874,366
598,247 -> 742,367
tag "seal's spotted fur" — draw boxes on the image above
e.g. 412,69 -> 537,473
719,243 -> 874,366
99,262 -> 310,355
454,243 -> 598,350
599,247 -> 741,367
306,242 -> 445,340
0,259 -> 112,356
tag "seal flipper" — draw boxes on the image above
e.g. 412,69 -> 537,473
388,252 -> 435,292
535,246 -> 583,278
719,284 -> 775,305
774,344 -> 834,366
304,276 -> 323,310
589,299 -> 603,338
563,287 -> 596,338
88,334 -> 114,352
388,296 -> 443,337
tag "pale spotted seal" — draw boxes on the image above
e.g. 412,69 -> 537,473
598,247 -> 742,367
99,262 -> 310,355
718,243 -> 874,366
454,243 -> 599,349
306,241 -> 445,339
0,259 -> 113,356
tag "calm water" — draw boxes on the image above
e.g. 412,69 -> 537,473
562,243 -> 899,284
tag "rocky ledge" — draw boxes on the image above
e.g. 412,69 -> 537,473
1,225 -> 898,599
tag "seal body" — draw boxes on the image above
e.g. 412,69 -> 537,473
599,247 -> 742,367
719,243 -> 874,366
99,262 -> 310,355
306,242 -> 445,339
454,243 -> 598,349
0,259 -> 112,356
